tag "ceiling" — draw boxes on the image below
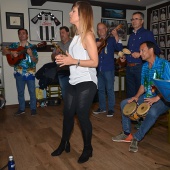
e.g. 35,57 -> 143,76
91,0 -> 165,7
31,0 -> 167,10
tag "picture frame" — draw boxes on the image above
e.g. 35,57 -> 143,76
166,34 -> 170,47
166,48 -> 170,61
167,20 -> 170,33
160,48 -> 166,59
152,9 -> 159,23
159,21 -> 166,34
152,23 -> 159,35
127,23 -> 133,35
102,8 -> 126,19
168,5 -> 170,19
159,7 -> 167,21
154,36 -> 158,44
101,18 -> 127,41
28,8 -> 63,42
6,12 -> 24,29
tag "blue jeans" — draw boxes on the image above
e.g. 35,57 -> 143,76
126,64 -> 142,98
58,74 -> 69,100
97,70 -> 115,111
121,95 -> 170,141
15,74 -> 36,111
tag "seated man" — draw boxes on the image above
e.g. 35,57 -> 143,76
112,41 -> 170,152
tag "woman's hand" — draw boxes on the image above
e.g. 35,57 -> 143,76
55,51 -> 75,67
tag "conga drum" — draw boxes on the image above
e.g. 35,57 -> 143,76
153,79 -> 170,102
136,103 -> 150,118
123,102 -> 139,121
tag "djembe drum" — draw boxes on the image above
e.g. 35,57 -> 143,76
136,103 -> 150,118
123,101 -> 139,121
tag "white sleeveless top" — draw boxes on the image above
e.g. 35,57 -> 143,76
69,35 -> 97,85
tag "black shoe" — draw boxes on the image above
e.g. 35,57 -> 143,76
51,141 -> 70,156
93,108 -> 106,114
78,147 -> 93,164
31,109 -> 37,116
14,110 -> 25,116
107,110 -> 114,117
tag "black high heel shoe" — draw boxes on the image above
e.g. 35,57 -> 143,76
51,141 -> 70,156
77,147 -> 93,163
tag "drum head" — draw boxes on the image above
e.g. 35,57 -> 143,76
137,103 -> 150,116
123,102 -> 137,116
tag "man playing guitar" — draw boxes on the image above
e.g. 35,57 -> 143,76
93,23 -> 123,117
2,29 -> 38,116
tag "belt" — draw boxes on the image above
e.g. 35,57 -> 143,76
127,63 -> 141,67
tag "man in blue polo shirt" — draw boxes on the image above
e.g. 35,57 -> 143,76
124,12 -> 160,98
93,22 -> 123,117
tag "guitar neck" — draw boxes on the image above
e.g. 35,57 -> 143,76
53,43 -> 66,55
18,45 -> 37,55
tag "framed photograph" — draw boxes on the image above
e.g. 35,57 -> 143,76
160,48 -> 166,59
159,21 -> 166,34
154,36 -> 158,44
6,12 -> 24,29
168,5 -> 170,19
102,8 -> 126,19
166,34 -> 170,47
166,48 -> 170,61
159,35 -> 166,47
101,18 -> 127,41
159,7 -> 167,21
127,23 -> 133,35
28,8 -> 63,42
152,23 -> 159,35
152,9 -> 159,23
167,20 -> 170,33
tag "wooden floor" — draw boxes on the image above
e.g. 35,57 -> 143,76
0,93 -> 170,170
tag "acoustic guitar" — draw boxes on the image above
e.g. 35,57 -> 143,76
51,40 -> 69,72
4,41 -> 47,66
97,24 -> 123,54
51,40 -> 67,56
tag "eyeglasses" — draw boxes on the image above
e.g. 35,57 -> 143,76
131,18 -> 143,21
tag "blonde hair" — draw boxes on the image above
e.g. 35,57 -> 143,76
72,1 -> 94,43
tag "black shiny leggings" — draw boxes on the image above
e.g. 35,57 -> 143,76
62,81 -> 97,146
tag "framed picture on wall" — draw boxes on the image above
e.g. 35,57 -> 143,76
102,8 -> 126,19
167,20 -> 170,33
159,35 -> 166,47
168,5 -> 170,19
160,48 -> 166,59
154,36 -> 158,44
101,18 -> 127,41
152,23 -> 159,35
166,34 -> 170,47
152,9 -> 159,22
28,8 -> 63,42
6,12 -> 24,29
159,21 -> 166,34
127,23 -> 133,35
160,7 -> 167,21
167,48 -> 170,61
